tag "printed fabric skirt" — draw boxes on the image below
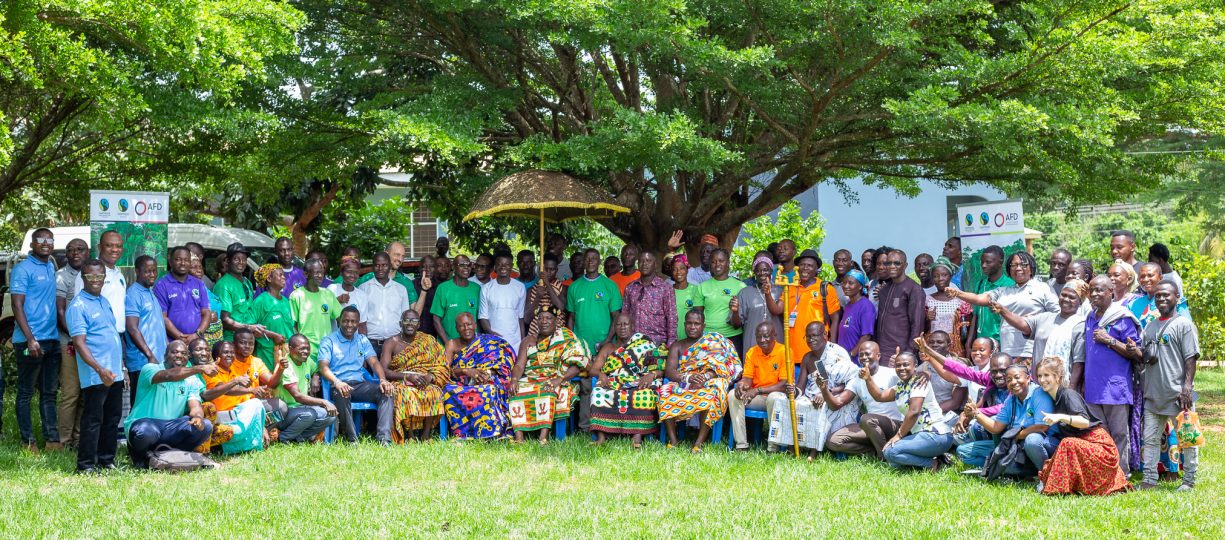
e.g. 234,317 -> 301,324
443,382 -> 510,440
393,383 -> 445,443
197,402 -> 235,453
219,399 -> 266,455
509,380 -> 578,432
657,378 -> 729,428
590,384 -> 659,436
1039,426 -> 1132,496
765,394 -> 857,451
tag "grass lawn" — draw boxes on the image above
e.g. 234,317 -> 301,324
1,370 -> 1222,538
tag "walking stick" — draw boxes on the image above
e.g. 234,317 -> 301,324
775,268 -> 801,458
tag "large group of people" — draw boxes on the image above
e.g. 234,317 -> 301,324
2,226 -> 1202,495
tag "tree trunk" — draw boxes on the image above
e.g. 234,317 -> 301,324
287,182 -> 343,256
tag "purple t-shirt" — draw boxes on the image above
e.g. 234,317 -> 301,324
282,266 -> 307,297
153,273 -> 211,335
837,297 -> 876,355
1083,310 -> 1139,405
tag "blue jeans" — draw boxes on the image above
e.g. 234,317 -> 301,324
127,416 -> 214,468
957,431 -> 1056,476
955,424 -> 996,466
15,339 -> 61,444
277,405 -> 336,442
884,431 -> 955,468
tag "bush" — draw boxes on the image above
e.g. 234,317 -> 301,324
315,199 -> 417,263
732,201 -> 830,279
1171,245 -> 1225,361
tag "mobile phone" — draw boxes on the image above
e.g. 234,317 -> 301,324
816,360 -> 829,380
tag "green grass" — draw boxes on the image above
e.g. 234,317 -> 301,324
1,370 -> 1222,538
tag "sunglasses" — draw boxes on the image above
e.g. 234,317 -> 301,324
83,274 -> 106,282
33,237 -> 54,246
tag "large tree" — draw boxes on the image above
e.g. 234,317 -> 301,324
0,1 -> 303,207
277,0 -> 1225,252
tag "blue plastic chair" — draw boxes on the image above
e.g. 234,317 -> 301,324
323,372 -> 449,442
728,407 -> 770,450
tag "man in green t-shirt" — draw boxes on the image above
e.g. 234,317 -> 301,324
124,341 -> 218,468
566,248 -> 623,433
214,242 -> 264,341
697,249 -> 747,352
290,259 -> 342,360
970,245 -> 1015,343
431,255 -> 481,340
274,334 -> 337,443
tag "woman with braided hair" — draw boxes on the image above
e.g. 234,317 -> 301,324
249,263 -> 294,366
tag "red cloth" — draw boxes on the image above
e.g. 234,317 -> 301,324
1039,426 -> 1132,496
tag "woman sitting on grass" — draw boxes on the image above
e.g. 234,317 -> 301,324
960,364 -> 1054,479
589,313 -> 664,448
1035,356 -> 1131,495
201,340 -> 270,454
657,309 -> 741,453
861,351 -> 955,471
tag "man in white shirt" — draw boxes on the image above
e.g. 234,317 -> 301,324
479,254 -> 526,354
817,341 -> 903,458
357,252 -> 411,358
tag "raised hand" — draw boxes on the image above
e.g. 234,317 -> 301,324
667,230 -> 684,250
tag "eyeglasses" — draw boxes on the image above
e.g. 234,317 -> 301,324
32,237 -> 54,246
83,274 -> 106,282
1008,263 -> 1030,269
402,318 -> 421,324
880,261 -> 903,267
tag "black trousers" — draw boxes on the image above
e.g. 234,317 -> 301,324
78,383 -> 124,470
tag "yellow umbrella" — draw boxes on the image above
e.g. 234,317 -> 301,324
462,170 -> 631,260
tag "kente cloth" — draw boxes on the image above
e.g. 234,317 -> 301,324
442,334 -> 514,439
657,332 -> 741,427
388,333 -> 450,441
509,327 -> 589,432
591,334 -> 666,435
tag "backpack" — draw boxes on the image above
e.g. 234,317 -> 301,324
148,445 -> 219,472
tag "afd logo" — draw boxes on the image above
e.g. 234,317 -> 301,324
994,212 -> 1020,227
98,198 -> 110,211
117,199 -> 129,212
134,200 -> 165,216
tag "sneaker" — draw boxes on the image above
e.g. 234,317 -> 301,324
22,441 -> 39,454
44,442 -> 64,451
1035,481 -> 1045,493
1175,483 -> 1194,492
1135,482 -> 1158,491
961,468 -> 983,476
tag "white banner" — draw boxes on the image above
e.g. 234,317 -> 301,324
90,190 -> 170,223
956,199 -> 1026,290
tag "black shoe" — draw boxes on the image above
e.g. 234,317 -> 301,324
101,463 -> 118,471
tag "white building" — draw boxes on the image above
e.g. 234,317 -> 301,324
739,179 -> 1006,262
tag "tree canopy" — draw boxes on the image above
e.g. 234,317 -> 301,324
0,0 -> 304,208
254,0 -> 1224,252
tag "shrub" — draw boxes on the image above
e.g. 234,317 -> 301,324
732,201 -> 831,280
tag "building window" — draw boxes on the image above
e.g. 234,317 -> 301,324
407,206 -> 444,258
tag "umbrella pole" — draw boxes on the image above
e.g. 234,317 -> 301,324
539,208 -> 545,270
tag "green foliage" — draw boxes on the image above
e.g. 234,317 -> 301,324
1171,246 -> 1225,361
731,201 -> 825,278
314,199 -> 417,263
1027,209 -> 1204,272
0,0 -> 304,205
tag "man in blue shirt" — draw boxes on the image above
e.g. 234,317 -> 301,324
317,306 -> 396,444
125,340 -> 218,468
66,259 -> 126,473
10,228 -> 62,452
125,255 -> 168,406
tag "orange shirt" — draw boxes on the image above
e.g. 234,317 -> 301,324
610,270 -> 641,295
743,344 -> 788,389
786,280 -> 841,364
203,355 -> 270,411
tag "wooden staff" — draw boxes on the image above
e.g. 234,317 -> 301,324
775,268 -> 801,458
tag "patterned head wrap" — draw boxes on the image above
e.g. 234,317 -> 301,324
673,254 -> 689,268
752,254 -> 774,271
254,263 -> 282,290
932,256 -> 960,276
1064,278 -> 1090,300
700,234 -> 719,247
845,269 -> 868,287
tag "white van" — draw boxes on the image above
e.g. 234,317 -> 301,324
1,224 -> 275,342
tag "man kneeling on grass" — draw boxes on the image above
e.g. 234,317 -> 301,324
125,340 -> 217,468
274,334 -> 337,443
